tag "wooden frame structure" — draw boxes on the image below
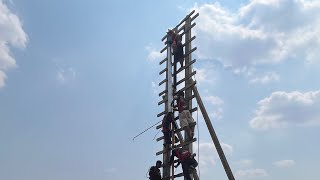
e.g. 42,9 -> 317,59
156,10 -> 235,180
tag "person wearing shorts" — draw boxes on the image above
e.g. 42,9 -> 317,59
173,91 -> 194,140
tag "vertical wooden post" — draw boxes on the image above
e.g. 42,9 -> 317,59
185,16 -> 194,180
192,85 -> 235,180
184,17 -> 193,151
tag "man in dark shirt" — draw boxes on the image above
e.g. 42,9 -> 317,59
169,148 -> 198,180
149,160 -> 162,180
172,34 -> 184,70
162,112 -> 178,145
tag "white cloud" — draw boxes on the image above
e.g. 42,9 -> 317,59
204,95 -> 224,106
193,0 -> 320,72
56,67 -> 76,84
145,44 -> 165,62
235,159 -> 253,168
194,142 -> 233,170
0,0 -> 27,88
250,90 -> 320,130
204,95 -> 224,120
249,72 -> 280,84
273,160 -> 296,168
236,168 -> 268,179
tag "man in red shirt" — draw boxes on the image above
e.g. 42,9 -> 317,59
169,148 -> 198,180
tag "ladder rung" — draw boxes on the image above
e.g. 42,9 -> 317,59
159,79 -> 167,86
158,98 -> 167,105
159,67 -> 167,75
159,57 -> 168,65
157,110 -> 167,117
175,71 -> 196,86
161,10 -> 196,41
180,22 -> 196,37
156,122 -> 197,141
157,106 -> 198,129
156,138 -> 197,156
174,81 -> 196,95
158,89 -> 167,97
173,59 -> 196,76
182,36 -> 196,47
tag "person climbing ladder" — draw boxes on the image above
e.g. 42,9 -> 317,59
169,148 -> 198,180
172,91 -> 195,141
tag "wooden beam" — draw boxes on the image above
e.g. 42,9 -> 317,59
156,138 -> 197,156
156,122 -> 197,141
173,59 -> 196,76
175,71 -> 196,86
192,85 -> 235,180
191,12 -> 199,22
161,10 -> 195,41
160,46 -> 167,53
159,67 -> 167,75
159,57 -> 168,65
159,79 -> 167,86
174,80 -> 196,96
182,36 -> 196,47
158,93 -> 195,106
157,107 -> 197,129
159,89 -> 167,97
180,22 -> 196,37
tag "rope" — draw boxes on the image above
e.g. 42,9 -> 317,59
152,129 -> 161,141
132,120 -> 162,141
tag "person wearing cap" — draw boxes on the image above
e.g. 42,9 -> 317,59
172,91 -> 195,141
148,160 -> 162,180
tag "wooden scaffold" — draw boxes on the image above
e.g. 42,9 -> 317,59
155,10 -> 236,180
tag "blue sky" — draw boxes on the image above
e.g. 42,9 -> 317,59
0,0 -> 320,180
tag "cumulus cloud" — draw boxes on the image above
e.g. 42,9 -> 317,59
193,0 -> 320,72
250,90 -> 320,130
204,95 -> 224,119
235,159 -> 253,168
194,142 -> 233,169
249,72 -> 280,84
56,67 -> 76,84
236,168 -> 268,179
0,0 -> 27,88
273,160 -> 296,168
145,44 -> 165,62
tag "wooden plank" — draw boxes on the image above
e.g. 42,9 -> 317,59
156,138 -> 197,156
161,10 -> 195,41
157,110 -> 166,118
157,107 -> 197,129
173,59 -> 196,76
158,93 -> 195,107
158,98 -> 167,106
180,22 -> 196,37
182,36 -> 196,47
159,79 -> 167,86
191,12 -> 199,22
159,67 -> 167,75
160,46 -> 167,53
158,89 -> 167,97
175,71 -> 196,86
156,122 -> 197,141
159,57 -> 168,65
193,85 -> 235,180
174,81 -> 196,96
